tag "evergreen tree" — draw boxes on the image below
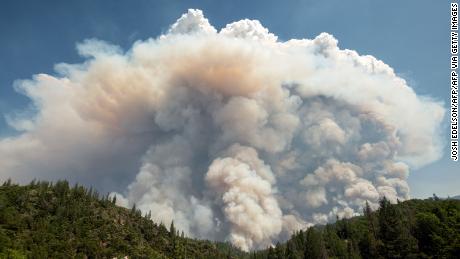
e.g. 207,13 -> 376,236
267,246 -> 276,259
323,224 -> 347,258
304,227 -> 327,259
361,201 -> 380,258
1,181 -> 459,258
130,203 -> 137,214
378,197 -> 418,258
414,212 -> 442,257
346,239 -> 361,259
170,220 -> 176,239
273,242 -> 284,259
285,240 -> 300,259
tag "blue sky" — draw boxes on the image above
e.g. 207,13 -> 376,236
0,0 -> 457,198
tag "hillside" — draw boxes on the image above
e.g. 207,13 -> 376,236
1,180 -> 459,258
252,196 -> 460,259
0,180 -> 244,258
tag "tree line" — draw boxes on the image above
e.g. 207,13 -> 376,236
252,196 -> 459,259
0,179 -> 459,258
0,179 -> 242,258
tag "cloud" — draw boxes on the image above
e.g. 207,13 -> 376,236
205,145 -> 282,251
0,9 -> 444,250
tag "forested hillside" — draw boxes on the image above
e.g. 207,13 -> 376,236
0,180 -> 459,258
0,180 -> 243,258
252,196 -> 460,259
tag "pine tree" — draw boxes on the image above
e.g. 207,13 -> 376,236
304,227 -> 327,259
274,242 -> 284,259
170,221 -> 176,238
169,220 -> 177,257
323,224 -> 347,258
414,212 -> 442,256
363,201 -> 380,258
285,240 -> 299,259
378,197 -> 418,258
267,246 -> 276,259
131,203 -> 137,215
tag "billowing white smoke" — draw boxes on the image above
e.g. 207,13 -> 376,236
0,9 -> 445,250
205,144 -> 282,251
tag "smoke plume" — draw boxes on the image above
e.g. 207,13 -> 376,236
0,9 -> 444,250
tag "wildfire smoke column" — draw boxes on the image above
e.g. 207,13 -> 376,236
0,9 -> 445,250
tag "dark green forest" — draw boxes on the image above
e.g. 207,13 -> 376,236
0,180 -> 459,259
0,180 -> 243,258
252,196 -> 460,259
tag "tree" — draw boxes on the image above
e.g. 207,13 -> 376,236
304,227 -> 327,259
267,246 -> 276,259
170,221 -> 176,239
323,224 -> 347,258
169,221 -> 178,257
274,242 -> 284,259
130,203 -> 137,214
362,201 -> 380,258
378,197 -> 417,258
414,212 -> 442,257
285,240 -> 299,259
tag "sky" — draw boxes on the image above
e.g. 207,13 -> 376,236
0,0 -> 457,199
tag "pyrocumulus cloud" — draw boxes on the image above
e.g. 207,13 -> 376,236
0,9 -> 444,250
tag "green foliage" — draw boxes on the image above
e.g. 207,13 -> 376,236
254,197 -> 460,259
1,180 -> 459,258
0,180 -> 244,258
304,228 -> 327,259
377,197 -> 418,258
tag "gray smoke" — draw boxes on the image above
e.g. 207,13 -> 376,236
0,9 -> 444,250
